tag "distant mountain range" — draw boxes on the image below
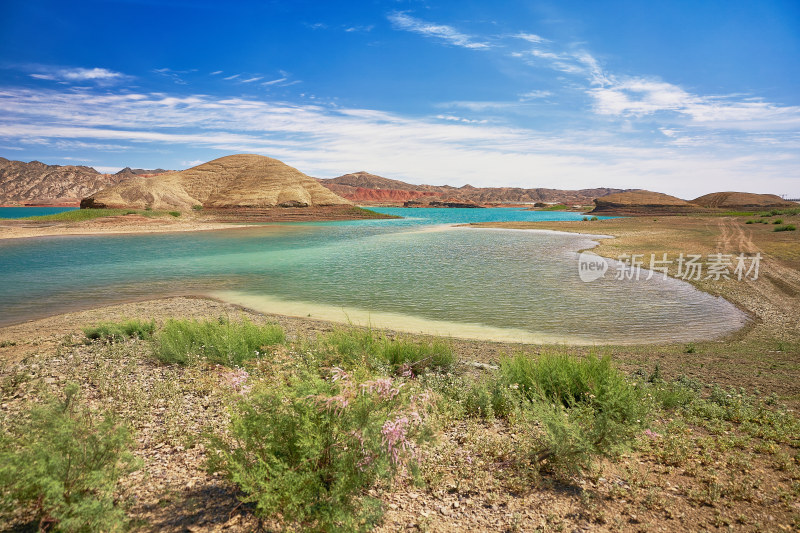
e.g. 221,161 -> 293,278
318,171 -> 628,206
0,158 -> 167,205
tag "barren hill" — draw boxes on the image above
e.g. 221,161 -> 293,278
83,154 -> 351,211
319,171 -> 627,206
591,190 -> 700,215
0,158 -> 131,205
691,192 -> 795,209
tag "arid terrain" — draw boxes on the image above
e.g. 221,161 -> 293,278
318,171 -> 628,207
1,209 -> 798,532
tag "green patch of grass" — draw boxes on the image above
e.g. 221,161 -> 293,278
774,224 -> 796,232
83,318 -> 156,343
154,317 -> 285,366
351,206 -> 401,219
718,211 -> 756,217
321,327 -> 455,375
191,204 -> 203,211
491,353 -> 648,474
542,204 -> 569,211
773,219 -> 784,224
9,208 -> 176,222
745,220 -> 755,224
168,211 -> 181,217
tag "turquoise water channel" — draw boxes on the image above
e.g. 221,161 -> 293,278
0,207 -> 747,343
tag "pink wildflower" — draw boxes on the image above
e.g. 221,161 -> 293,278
224,368 -> 251,395
361,378 -> 402,400
322,394 -> 350,414
643,429 -> 662,439
331,366 -> 350,383
382,416 -> 410,465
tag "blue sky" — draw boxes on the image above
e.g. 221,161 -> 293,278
0,0 -> 798,198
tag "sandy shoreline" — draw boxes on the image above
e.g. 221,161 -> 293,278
0,214 -> 251,240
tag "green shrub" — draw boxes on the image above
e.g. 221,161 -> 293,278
322,328 -> 455,375
773,219 -> 783,224
154,317 -> 285,366
582,216 -> 588,221
168,211 -> 181,217
685,342 -> 696,354
82,318 -> 156,343
0,383 -> 137,531
774,224 -> 796,232
745,220 -> 755,224
191,204 -> 203,211
499,353 -> 647,474
590,216 -> 599,221
207,368 -> 431,532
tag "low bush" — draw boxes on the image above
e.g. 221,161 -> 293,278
168,211 -> 181,217
773,219 -> 783,224
207,367 -> 432,532
498,353 -> 648,474
0,383 -> 137,531
774,224 -> 796,232
154,317 -> 285,366
322,328 -> 455,375
83,318 -> 156,342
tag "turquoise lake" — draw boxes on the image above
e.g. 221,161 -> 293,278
0,207 -> 747,343
0,206 -> 78,218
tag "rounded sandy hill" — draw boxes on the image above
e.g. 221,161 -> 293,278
81,154 -> 351,211
591,190 -> 698,214
691,191 -> 796,209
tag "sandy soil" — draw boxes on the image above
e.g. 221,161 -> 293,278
0,214 -> 248,240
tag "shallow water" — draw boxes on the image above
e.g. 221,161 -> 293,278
0,208 -> 747,343
0,206 -> 78,219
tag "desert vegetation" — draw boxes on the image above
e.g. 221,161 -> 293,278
1,315 -> 799,531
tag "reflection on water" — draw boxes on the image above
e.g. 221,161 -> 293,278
0,208 -> 747,343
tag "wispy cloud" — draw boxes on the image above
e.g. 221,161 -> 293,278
344,25 -> 374,33
28,66 -> 128,84
0,87 -> 796,197
210,70 -> 223,75
512,32 -> 548,43
388,12 -> 491,50
518,90 -> 551,100
241,76 -> 263,83
261,77 -> 287,86
589,78 -> 800,130
223,74 -> 240,80
153,67 -> 197,85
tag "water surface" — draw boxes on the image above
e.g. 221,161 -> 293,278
0,208 -> 747,343
0,206 -> 78,219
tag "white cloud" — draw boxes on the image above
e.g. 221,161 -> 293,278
589,77 -> 800,130
518,90 -> 551,100
0,87 -> 796,197
388,12 -> 491,50
261,77 -> 288,86
223,74 -> 240,80
28,66 -> 127,84
513,32 -> 548,43
241,77 -> 263,83
210,70 -> 223,75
